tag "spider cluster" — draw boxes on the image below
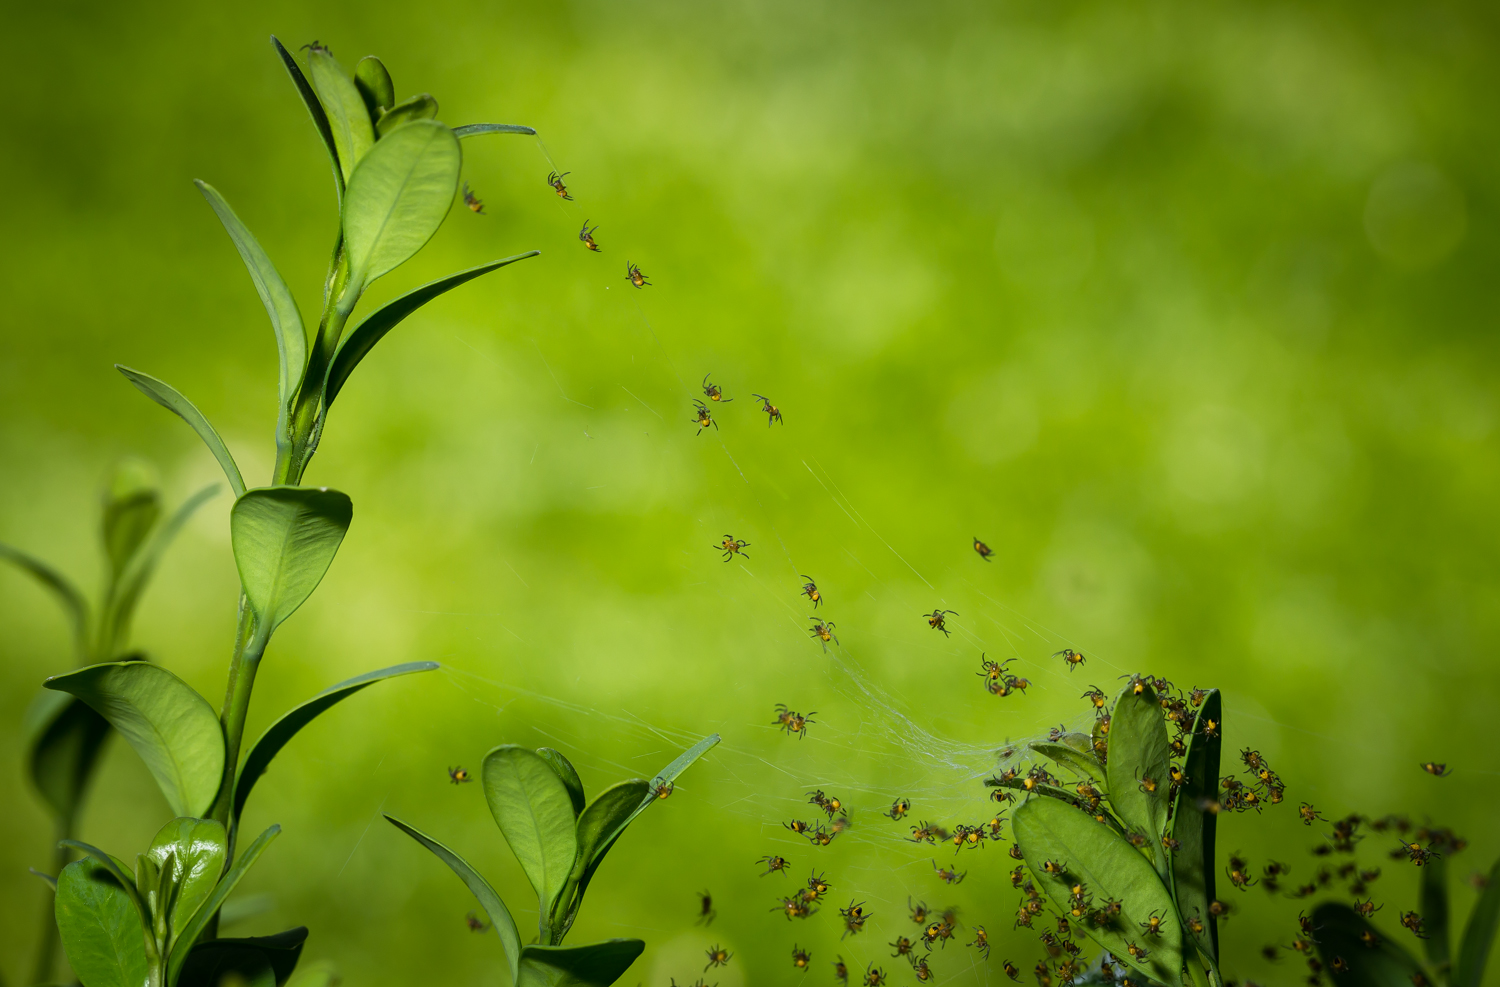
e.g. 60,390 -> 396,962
977,654 -> 1030,697
690,375 -> 784,436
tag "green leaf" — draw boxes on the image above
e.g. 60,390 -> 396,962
26,689 -> 108,822
271,37 -> 343,198
103,484 -> 219,658
45,662 -> 225,818
143,818 -> 227,951
1031,738 -> 1107,788
193,181 -> 308,433
166,824 -> 282,987
537,748 -> 587,817
453,123 -> 537,138
354,56 -> 394,118
323,253 -> 539,410
178,928 -> 307,987
482,746 -> 579,922
565,780 -> 650,915
102,460 -> 162,583
230,487 -> 353,639
305,46 -> 375,184
234,661 -> 439,823
0,542 -> 89,656
1105,684 -> 1171,874
517,941 -> 644,987
1420,854 -> 1450,971
376,94 -> 439,137
341,119 -> 461,291
55,856 -> 151,987
117,366 -> 247,498
1455,856 -> 1500,987
1172,689 -> 1222,963
384,815 -> 521,981
1312,903 -> 1426,987
1013,797 -> 1183,985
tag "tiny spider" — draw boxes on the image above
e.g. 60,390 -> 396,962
692,400 -> 717,434
791,945 -> 812,970
704,944 -> 731,969
626,261 -> 650,288
924,609 -> 958,636
758,854 -> 791,876
546,170 -> 572,199
800,575 -> 823,608
1055,648 -> 1086,671
773,703 -> 815,738
886,797 -> 911,820
696,891 -> 716,926
809,618 -> 838,652
448,766 -> 472,784
1421,762 -> 1450,777
651,779 -> 674,800
716,534 -> 749,561
464,910 -> 490,932
702,373 -> 733,402
751,392 -> 784,426
973,536 -> 994,561
578,221 -> 600,251
462,182 -> 485,214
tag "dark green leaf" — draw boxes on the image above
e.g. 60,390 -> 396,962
1172,689 -> 1222,963
104,484 -> 219,658
537,748 -> 587,817
45,662 -> 225,818
270,37 -> 343,199
341,119 -> 461,290
143,818 -> 227,951
454,123 -> 537,138
55,856 -> 151,987
305,46 -> 375,184
1031,739 -> 1107,787
102,460 -> 162,583
1312,903 -> 1426,987
1013,797 -> 1183,985
26,690 -> 111,822
179,928 -> 307,987
1455,856 -> 1500,987
194,181 -> 308,432
230,487 -> 353,639
234,661 -> 439,823
560,780 -> 649,925
324,253 -> 539,410
384,815 -> 521,981
354,56 -> 394,118
376,94 -> 439,137
482,746 -> 579,919
166,824 -> 281,987
1105,684 -> 1171,874
0,542 -> 89,656
1420,854 -> 1450,971
517,941 -> 644,987
116,366 -> 247,498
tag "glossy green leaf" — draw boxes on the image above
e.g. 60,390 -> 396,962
538,748 -> 587,817
324,252 -> 539,410
143,818 -> 227,950
1105,684 -> 1171,874
104,484 -> 219,657
483,746 -> 579,919
1312,903 -> 1426,987
117,366 -> 247,498
384,815 -> 521,981
102,460 -> 162,582
1172,689 -> 1222,963
26,691 -> 110,822
559,779 -> 650,928
376,94 -> 438,137
194,181 -> 308,430
1014,797 -> 1183,985
517,940 -> 644,987
1455,856 -> 1500,987
166,824 -> 281,987
234,661 -> 439,823
341,119 -> 461,290
271,37 -> 342,198
0,542 -> 89,655
305,46 -> 374,184
230,486 -> 353,638
453,123 -> 538,138
45,661 -> 225,818
178,927 -> 307,987
1031,738 -> 1107,787
55,856 -> 151,987
354,56 -> 394,118
1420,854 -> 1450,971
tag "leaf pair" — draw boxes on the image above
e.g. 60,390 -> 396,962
55,818 -> 283,987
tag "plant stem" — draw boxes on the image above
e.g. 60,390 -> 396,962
209,598 -> 263,845
29,821 -> 70,985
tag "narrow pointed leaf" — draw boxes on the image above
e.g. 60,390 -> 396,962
1455,856 -> 1500,987
235,662 -> 439,823
194,181 -> 308,426
518,940 -> 644,987
537,748 -> 586,817
376,94 -> 438,137
103,461 -> 162,582
384,815 -> 521,981
324,252 -> 539,409
342,119 -> 461,290
166,824 -> 282,987
354,56 -> 394,117
482,746 -> 579,921
117,366 -> 246,498
305,46 -> 374,184
271,36 -> 342,198
1172,689 -> 1222,963
0,543 -> 89,654
1420,855 -> 1450,970
144,818 -> 227,951
105,484 -> 219,657
1312,903 -> 1426,987
1105,684 -> 1171,874
55,856 -> 151,987
178,927 -> 307,987
230,487 -> 353,637
46,661 -> 225,818
570,779 -> 650,898
454,123 -> 537,138
1031,737 -> 1107,787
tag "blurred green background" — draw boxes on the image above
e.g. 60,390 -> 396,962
2,1 -> 1497,985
